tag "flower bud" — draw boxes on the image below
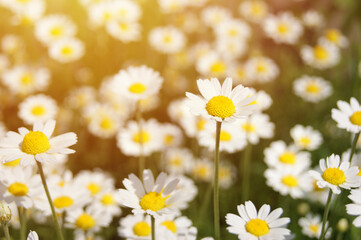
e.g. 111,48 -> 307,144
0,201 -> 11,225
337,218 -> 349,232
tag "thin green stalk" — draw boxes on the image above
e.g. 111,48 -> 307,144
18,207 -> 26,240
241,142 -> 252,202
197,182 -> 213,224
2,224 -> 10,240
349,132 -> 360,164
36,161 -> 64,240
319,190 -> 333,240
214,121 -> 222,240
151,215 -> 156,240
136,100 -> 145,177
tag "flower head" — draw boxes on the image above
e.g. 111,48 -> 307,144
332,97 -> 361,133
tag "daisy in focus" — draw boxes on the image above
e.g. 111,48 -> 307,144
308,154 -> 361,194
0,120 -> 77,166
185,77 -> 257,122
346,188 -> 361,227
225,201 -> 291,240
332,97 -> 361,133
293,75 -> 332,103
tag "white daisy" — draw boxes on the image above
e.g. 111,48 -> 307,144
244,56 -> 279,83
320,28 -> 348,48
331,97 -> 361,133
293,75 -> 332,102
191,158 -> 213,183
159,123 -> 183,149
113,0 -> 141,22
155,214 -> 195,238
106,20 -> 141,42
186,77 -> 257,122
302,10 -> 324,29
118,214 -> 152,239
308,154 -> 361,194
158,0 -> 188,14
239,0 -> 268,23
18,94 -> 58,125
226,201 -> 291,240
215,38 -> 247,60
247,89 -> 273,112
346,188 -> 361,227
163,148 -> 193,175
219,162 -> 236,189
201,6 -> 232,27
299,214 -> 331,238
1,34 -> 23,55
87,1 -> 116,27
149,26 -> 186,54
214,19 -> 251,41
290,125 -> 323,151
301,40 -> 340,69
118,169 -> 182,218
196,51 -> 230,78
48,37 -> 85,63
66,86 -> 96,109
87,108 -> 121,139
73,170 -> 115,197
88,189 -> 122,218
0,120 -> 77,166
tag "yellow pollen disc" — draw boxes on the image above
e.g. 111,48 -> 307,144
256,63 -> 267,73
58,180 -> 65,187
133,131 -> 150,144
31,105 -> 46,116
103,12 -> 112,21
163,35 -> 173,43
101,194 -> 115,205
219,131 -> 232,141
251,3 -> 263,15
119,23 -> 128,30
299,137 -> 311,146
358,167 -> 361,177
162,221 -> 177,233
245,219 -> 269,237
242,123 -> 255,132
279,152 -> 296,164
164,135 -> 174,145
196,119 -> 206,130
21,131 -> 50,155
205,96 -> 236,119
8,182 -> 28,196
350,111 -> 361,126
322,168 -> 346,185
313,45 -> 329,60
325,29 -> 340,43
87,183 -> 101,195
61,46 -> 73,56
3,158 -> 21,167
133,221 -> 151,236
100,117 -> 114,130
228,29 -> 238,37
140,192 -> 166,211
210,61 -> 226,74
53,196 -> 74,209
170,158 -> 182,166
277,23 -> 289,34
21,73 -> 34,85
193,166 -> 209,180
306,82 -> 320,93
219,167 -> 231,179
75,213 -> 95,230
309,224 -> 319,233
50,26 -> 63,37
282,175 -> 298,187
129,83 -> 147,94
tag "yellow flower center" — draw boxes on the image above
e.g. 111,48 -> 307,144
282,175 -> 298,187
251,2 -> 264,15
245,219 -> 269,237
61,46 -> 73,56
101,194 -> 115,205
358,167 -> 361,177
309,224 -> 319,233
350,111 -> 361,126
75,213 -> 95,230
256,63 -> 267,73
133,131 -> 150,144
53,196 -> 74,209
170,157 -> 182,166
161,220 -> 177,233
163,35 -> 172,43
299,137 -> 311,146
279,152 -> 296,164
219,167 -> 231,179
242,123 -> 255,132
196,118 -> 207,130
21,131 -> 50,155
313,45 -> 329,60
8,182 -> 28,196
306,82 -> 320,93
322,168 -> 346,185
219,131 -> 232,141
205,96 -> 236,119
139,192 -> 166,211
21,73 -> 34,85
193,166 -> 209,180
164,135 -> 174,145
325,29 -> 340,43
119,23 -> 128,30
87,183 -> 101,195
133,221 -> 151,236
228,29 -> 238,37
129,83 -> 147,94
100,117 -> 114,130
31,105 -> 46,116
277,23 -> 289,34
50,26 -> 63,37
210,61 -> 226,74
3,159 -> 21,167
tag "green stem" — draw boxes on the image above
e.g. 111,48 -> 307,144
349,132 -> 360,164
2,224 -> 11,240
214,121 -> 222,240
197,182 -> 213,224
319,190 -> 333,240
36,161 -> 64,240
151,215 -> 156,240
136,100 -> 145,177
241,142 -> 252,202
18,207 -> 26,240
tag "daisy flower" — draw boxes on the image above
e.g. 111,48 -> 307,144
74,170 -> 115,197
106,20 -> 141,42
302,10 -> 324,29
293,75 -> 332,103
87,108 -> 121,139
299,214 -> 331,238
196,51 -> 230,78
346,188 -> 361,227
214,19 -> 251,41
320,28 -> 348,48
239,0 -> 268,23
228,64 -> 250,85
48,37 -> 85,63
186,77 -> 257,122
155,214 -> 196,238
149,26 -> 186,54
158,0 -> 188,14
244,56 -> 279,83
118,214 -> 152,239
191,158 -> 213,182
160,123 -> 183,149
1,34 -> 23,55
263,12 -> 303,45
163,148 -> 193,175
18,94 -> 58,125
219,162 -> 236,189
0,120 -> 77,166
201,6 -> 232,27
301,40 -> 340,69
215,38 -> 247,61
113,0 -> 141,22
66,86 -> 96,109
238,113 -> 275,145
226,201 -> 291,240
290,125 -> 323,151
306,171 -> 330,204
118,169 -> 181,218
247,89 -> 273,112
308,154 -> 361,194
332,97 -> 361,133
87,1 -> 116,27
